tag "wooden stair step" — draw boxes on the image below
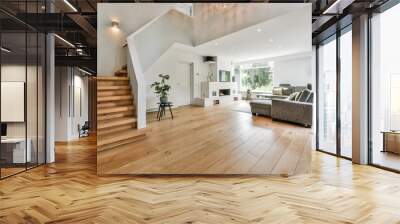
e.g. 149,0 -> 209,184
97,76 -> 129,81
97,89 -> 131,97
97,129 -> 147,152
98,95 -> 133,102
115,70 -> 128,77
98,111 -> 134,121
98,117 -> 137,130
98,105 -> 134,115
97,124 -> 133,136
98,85 -> 130,91
97,100 -> 133,109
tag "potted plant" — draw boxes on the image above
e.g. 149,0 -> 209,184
151,74 -> 171,103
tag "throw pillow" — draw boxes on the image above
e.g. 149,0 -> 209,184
282,87 -> 292,96
294,91 -> 302,101
288,92 -> 298,101
298,89 -> 311,102
306,92 -> 314,103
272,87 -> 283,95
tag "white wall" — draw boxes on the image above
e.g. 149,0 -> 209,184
145,47 -> 209,110
133,10 -> 193,72
273,56 -> 312,87
54,67 -> 89,141
97,3 -> 180,75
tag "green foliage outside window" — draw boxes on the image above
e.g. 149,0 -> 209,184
241,67 -> 273,92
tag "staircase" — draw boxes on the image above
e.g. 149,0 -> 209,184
97,69 -> 146,152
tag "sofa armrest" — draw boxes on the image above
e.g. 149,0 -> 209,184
271,99 -> 313,126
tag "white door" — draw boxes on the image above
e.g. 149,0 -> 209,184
175,62 -> 191,106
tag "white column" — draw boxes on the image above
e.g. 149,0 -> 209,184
352,14 -> 369,164
46,33 -> 56,163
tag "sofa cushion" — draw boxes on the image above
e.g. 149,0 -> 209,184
272,87 -> 283,95
297,89 -> 311,102
306,92 -> 314,103
288,92 -> 299,101
281,87 -> 292,96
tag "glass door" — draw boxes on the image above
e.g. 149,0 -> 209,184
317,36 -> 337,155
370,3 -> 400,171
339,27 -> 352,158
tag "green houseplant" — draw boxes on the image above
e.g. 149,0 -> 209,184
151,74 -> 171,103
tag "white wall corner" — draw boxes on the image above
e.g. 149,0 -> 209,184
127,35 -> 147,129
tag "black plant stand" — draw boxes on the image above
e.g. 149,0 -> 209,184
157,102 -> 174,121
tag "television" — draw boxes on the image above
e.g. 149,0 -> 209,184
1,123 -> 7,137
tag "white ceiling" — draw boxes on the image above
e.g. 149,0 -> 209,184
175,4 -> 311,64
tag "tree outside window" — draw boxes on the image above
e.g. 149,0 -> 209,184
240,65 -> 273,93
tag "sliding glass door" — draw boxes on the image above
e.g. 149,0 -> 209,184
317,36 -> 337,154
370,3 -> 400,171
317,26 -> 353,158
339,28 -> 352,158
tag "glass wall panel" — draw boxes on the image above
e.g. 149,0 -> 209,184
1,31 -> 28,177
371,3 -> 400,171
340,29 -> 352,158
0,3 -> 46,179
318,37 -> 337,154
27,31 -> 38,169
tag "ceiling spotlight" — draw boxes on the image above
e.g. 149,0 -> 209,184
214,42 -> 219,46
111,21 -> 120,30
63,0 -> 78,12
268,38 -> 274,43
41,5 -> 46,11
1,47 -> 11,53
257,28 -> 262,32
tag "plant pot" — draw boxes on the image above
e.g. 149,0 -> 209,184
160,96 -> 168,103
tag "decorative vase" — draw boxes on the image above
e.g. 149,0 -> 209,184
160,96 -> 168,103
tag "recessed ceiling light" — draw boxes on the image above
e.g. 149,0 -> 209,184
268,38 -> 274,43
214,42 -> 219,46
257,28 -> 262,32
41,5 -> 46,10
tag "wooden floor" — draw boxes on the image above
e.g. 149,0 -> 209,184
1,135 -> 400,223
98,102 -> 312,175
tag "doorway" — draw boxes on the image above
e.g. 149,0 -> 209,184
174,62 -> 192,107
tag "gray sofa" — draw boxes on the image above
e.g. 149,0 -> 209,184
250,88 -> 313,127
249,100 -> 272,116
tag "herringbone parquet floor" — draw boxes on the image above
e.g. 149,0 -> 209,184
1,135 -> 400,223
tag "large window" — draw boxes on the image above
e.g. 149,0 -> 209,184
239,63 -> 273,93
317,36 -> 337,154
340,28 -> 352,158
317,27 -> 353,158
370,3 -> 400,171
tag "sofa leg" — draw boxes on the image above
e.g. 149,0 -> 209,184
252,113 -> 256,116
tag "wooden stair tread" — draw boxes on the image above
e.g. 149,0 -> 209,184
98,86 -> 130,91
98,105 -> 134,115
97,124 -> 133,136
98,95 -> 133,102
98,117 -> 137,130
98,89 -> 131,97
98,111 -> 134,121
97,76 -> 129,81
97,129 -> 147,147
